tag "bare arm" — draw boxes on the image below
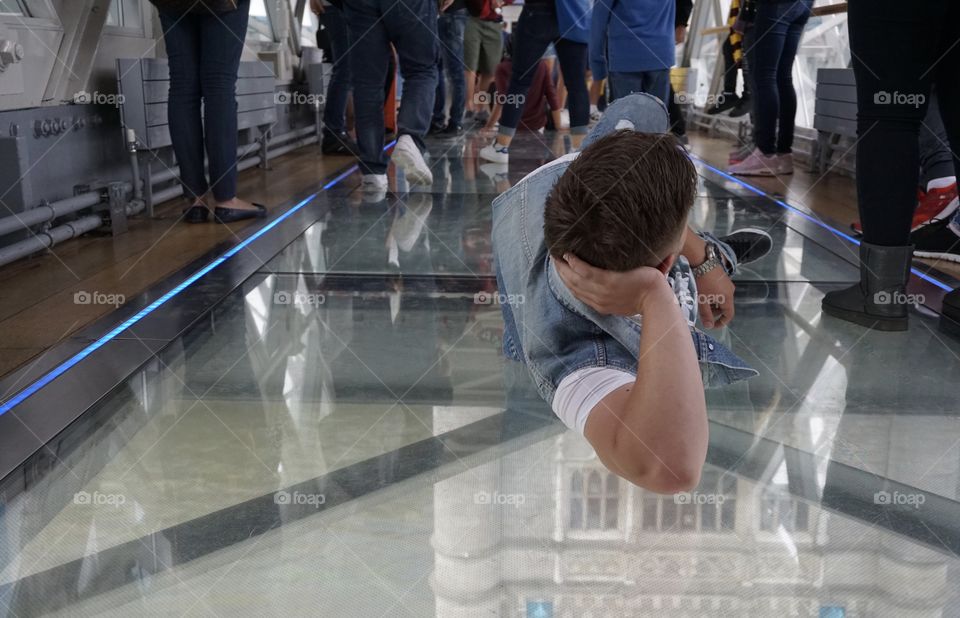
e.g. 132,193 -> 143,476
555,255 -> 707,493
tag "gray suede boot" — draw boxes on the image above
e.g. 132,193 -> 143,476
821,241 -> 914,331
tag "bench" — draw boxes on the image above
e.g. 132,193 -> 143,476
116,58 -> 278,214
812,68 -> 857,174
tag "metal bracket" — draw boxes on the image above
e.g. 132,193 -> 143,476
106,182 -> 128,236
258,126 -> 272,170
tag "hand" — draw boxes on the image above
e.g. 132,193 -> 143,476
694,266 -> 735,329
309,0 -> 324,15
675,26 -> 687,44
554,253 -> 673,316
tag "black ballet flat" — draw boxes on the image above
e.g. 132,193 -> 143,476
183,205 -> 210,223
214,203 -> 267,223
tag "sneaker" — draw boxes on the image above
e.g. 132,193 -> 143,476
914,184 -> 958,229
719,228 -> 773,266
474,110 -> 490,126
851,189 -> 958,236
590,106 -> 601,122
727,148 -> 778,176
428,122 -> 447,135
776,153 -> 794,175
706,93 -> 739,115
321,131 -> 359,156
911,216 -> 960,263
361,174 -> 388,202
729,96 -> 751,118
479,142 -> 509,163
391,134 -> 433,185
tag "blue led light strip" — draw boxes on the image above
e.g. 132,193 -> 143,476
0,141 -> 396,416
692,156 -> 953,293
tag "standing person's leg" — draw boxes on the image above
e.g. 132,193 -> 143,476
320,3 -> 357,155
480,5 -> 553,161
773,2 -> 811,155
440,9 -> 468,131
918,89 -> 957,195
159,10 -> 207,220
727,6 -> 786,176
344,0 -> 391,178
822,0 -> 944,330
708,35 -> 741,114
383,0 -> 438,184
463,16 -> 482,119
199,1 -> 264,220
473,20 -> 502,125
431,50 -> 447,132
554,38 -> 589,144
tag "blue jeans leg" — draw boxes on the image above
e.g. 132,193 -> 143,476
749,0 -> 811,154
161,0 -> 251,202
321,4 -> 351,136
384,0 -> 438,150
345,0 -> 391,174
498,6 -> 556,136
432,52 -> 446,126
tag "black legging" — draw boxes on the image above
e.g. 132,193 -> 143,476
498,4 -> 589,135
850,0 -> 960,246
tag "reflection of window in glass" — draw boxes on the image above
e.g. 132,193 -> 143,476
0,0 -> 26,16
569,470 -> 619,531
640,470 -> 737,532
106,0 -> 121,26
248,0 -> 275,43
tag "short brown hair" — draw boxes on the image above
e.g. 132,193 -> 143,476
543,131 -> 697,271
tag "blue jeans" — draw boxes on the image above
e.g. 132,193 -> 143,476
433,9 -> 468,127
320,4 -> 351,136
608,70 -> 671,107
159,0 -> 250,202
498,5 -> 589,137
747,0 -> 812,155
344,0 -> 438,175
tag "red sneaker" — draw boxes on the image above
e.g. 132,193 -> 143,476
850,185 -> 956,236
912,182 -> 958,229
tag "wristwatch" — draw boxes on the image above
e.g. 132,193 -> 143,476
692,242 -> 722,278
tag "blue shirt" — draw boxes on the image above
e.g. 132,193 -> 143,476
590,0 -> 676,78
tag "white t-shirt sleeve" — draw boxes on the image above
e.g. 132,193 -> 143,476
552,366 -> 636,434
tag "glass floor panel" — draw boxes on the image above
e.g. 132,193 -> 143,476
2,132 -> 959,617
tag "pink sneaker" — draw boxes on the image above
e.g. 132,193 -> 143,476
727,148 -> 778,176
776,153 -> 794,175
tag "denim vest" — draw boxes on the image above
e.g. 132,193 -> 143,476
491,96 -> 758,404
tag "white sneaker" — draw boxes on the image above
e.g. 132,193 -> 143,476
727,147 -> 778,177
391,134 -> 433,185
479,142 -> 509,163
361,174 -> 388,201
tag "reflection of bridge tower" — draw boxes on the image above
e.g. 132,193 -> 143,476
431,406 -> 504,617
